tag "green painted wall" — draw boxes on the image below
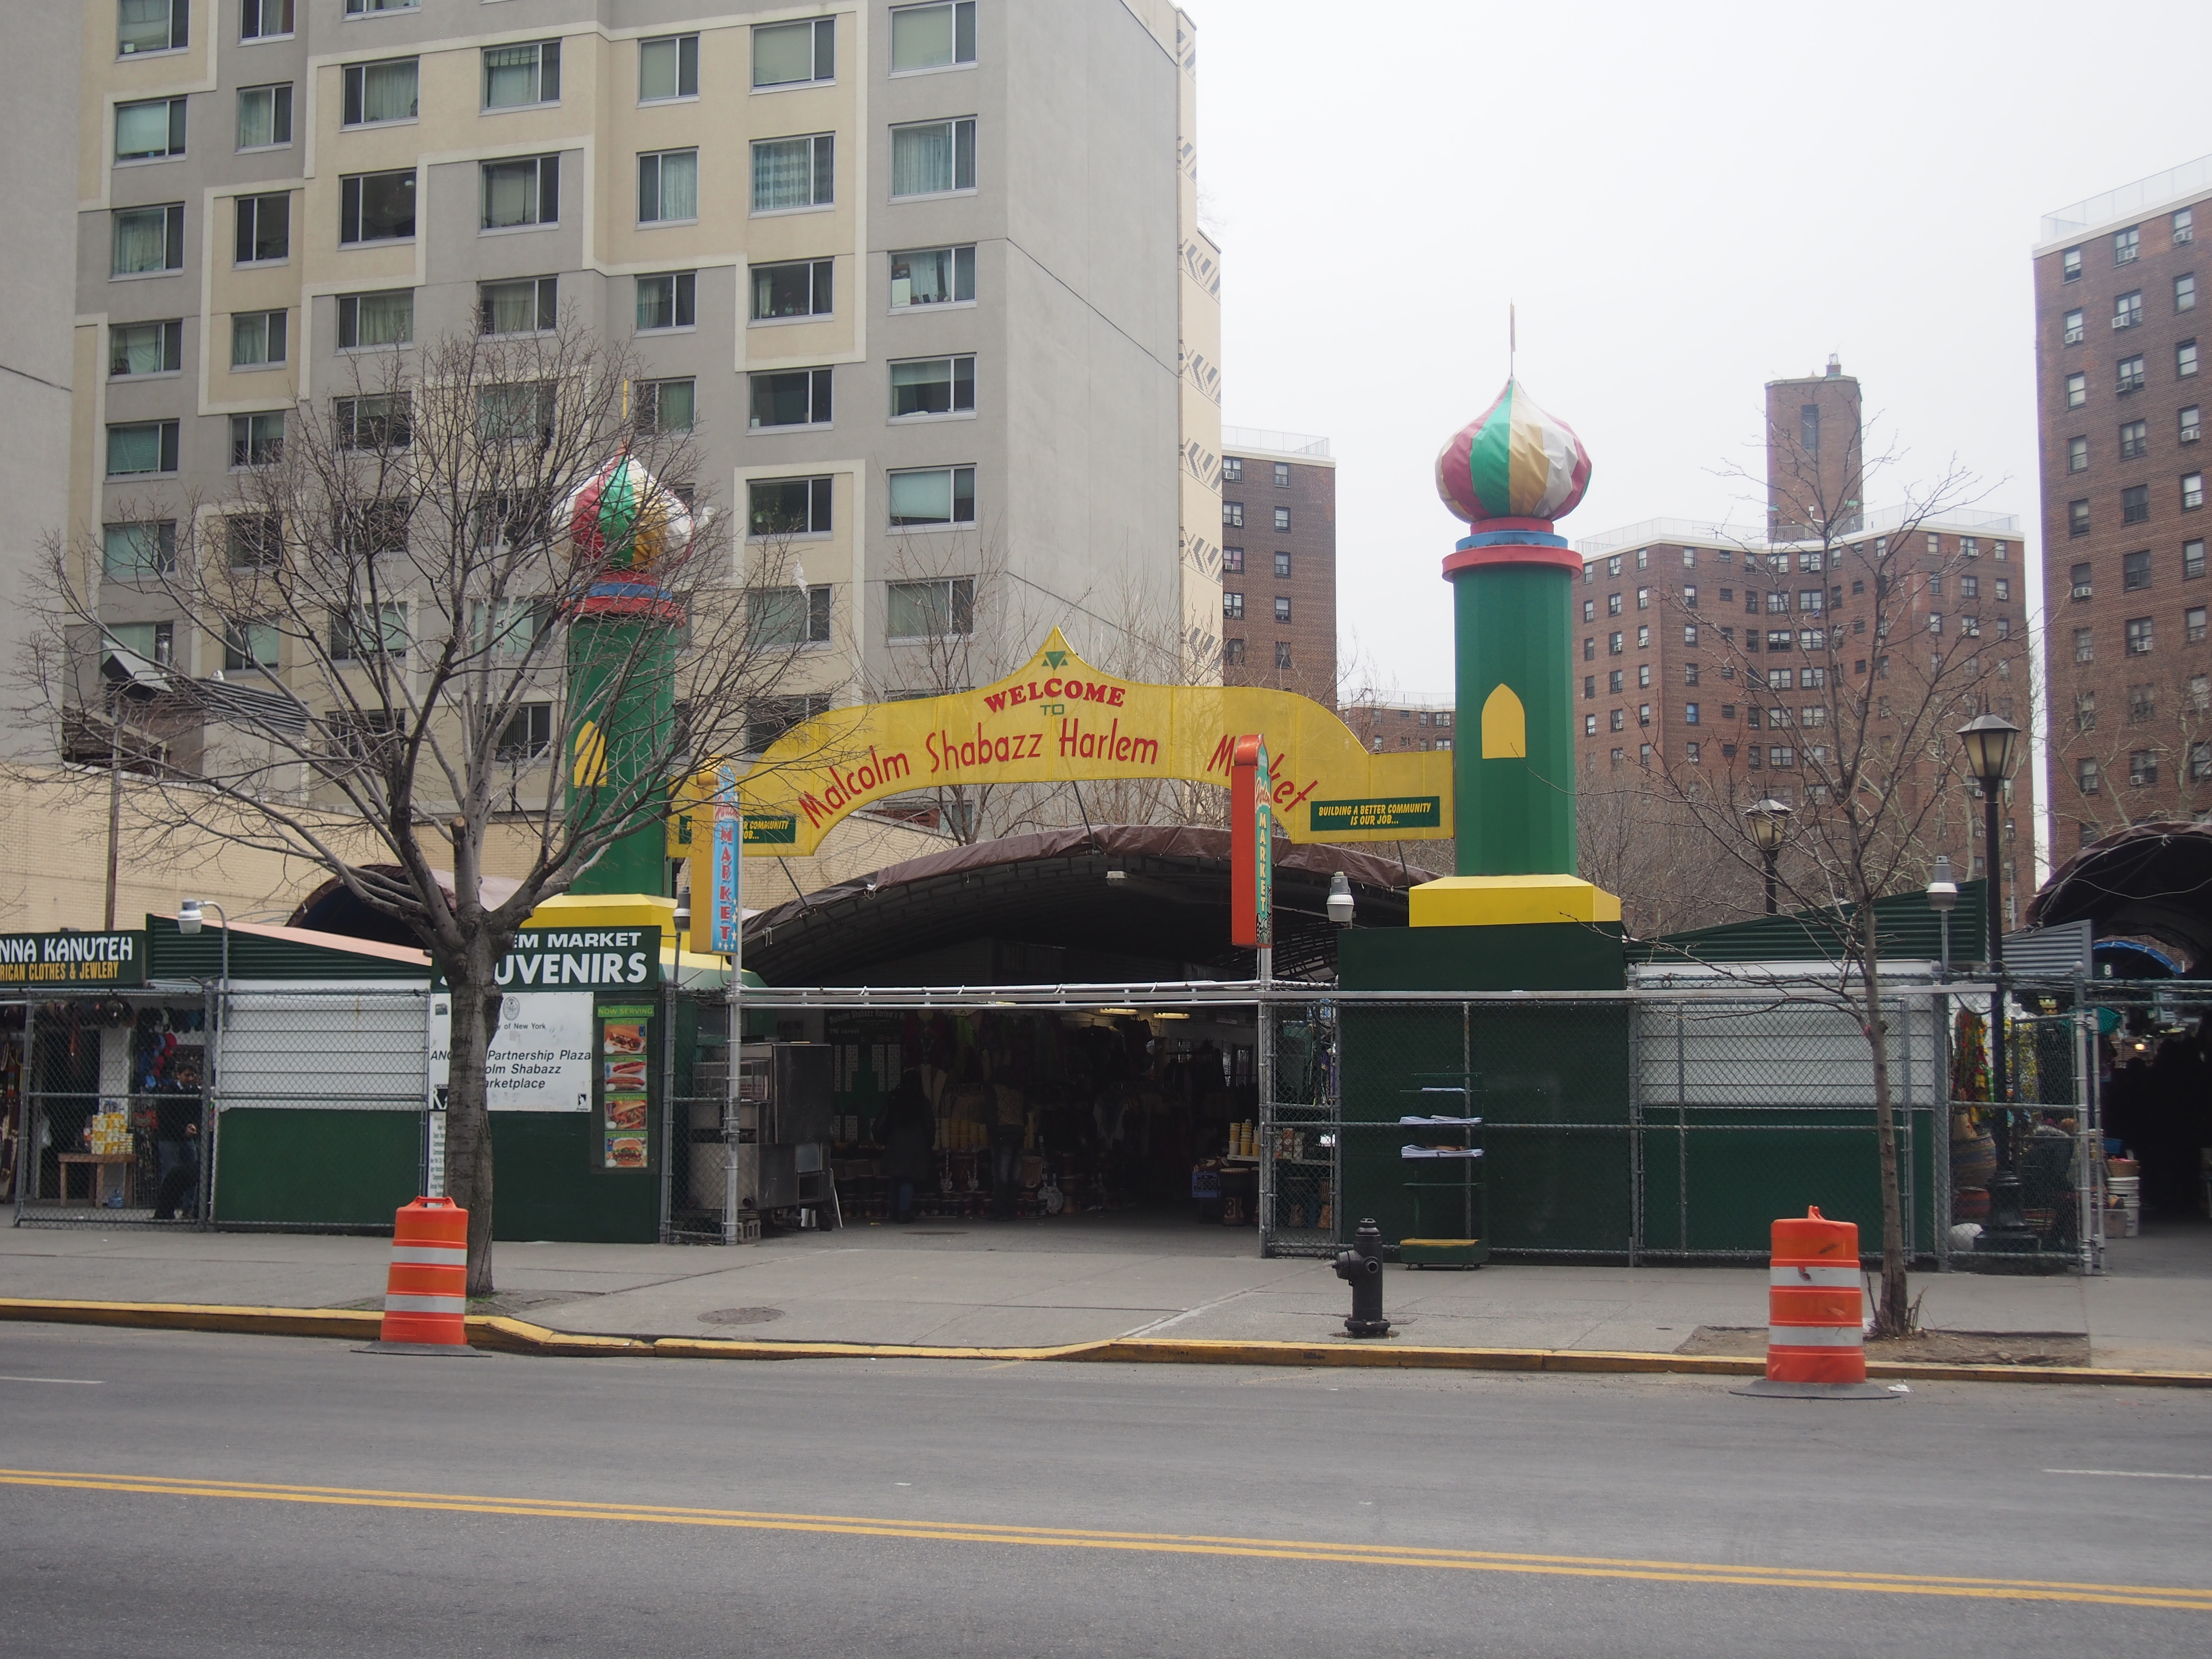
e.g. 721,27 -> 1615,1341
1340,921 -> 1625,994
1454,563 -> 1576,877
565,616 -> 677,898
486,1112 -> 661,1243
214,1109 -> 421,1227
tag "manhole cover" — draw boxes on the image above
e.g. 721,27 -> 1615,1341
700,1307 -> 785,1326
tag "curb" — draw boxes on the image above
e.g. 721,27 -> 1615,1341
4,1298 -> 2209,1389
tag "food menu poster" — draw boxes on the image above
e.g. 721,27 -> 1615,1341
599,1005 -> 653,1170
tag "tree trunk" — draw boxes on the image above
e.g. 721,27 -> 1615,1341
1860,905 -> 1911,1336
442,966 -> 504,1298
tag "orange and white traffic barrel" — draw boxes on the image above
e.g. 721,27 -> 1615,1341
380,1196 -> 469,1346
1766,1206 -> 1865,1385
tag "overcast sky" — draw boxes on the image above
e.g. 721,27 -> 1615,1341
1183,0 -> 2212,708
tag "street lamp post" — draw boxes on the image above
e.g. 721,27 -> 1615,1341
1956,712 -> 2029,1250
1926,854 -> 1958,983
176,899 -> 227,1231
1743,797 -> 1792,916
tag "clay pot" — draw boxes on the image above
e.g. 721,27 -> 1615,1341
1952,1133 -> 1998,1191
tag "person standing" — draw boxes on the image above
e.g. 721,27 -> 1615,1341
874,1070 -> 936,1224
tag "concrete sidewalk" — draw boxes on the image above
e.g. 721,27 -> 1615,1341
3,1211 -> 2208,1369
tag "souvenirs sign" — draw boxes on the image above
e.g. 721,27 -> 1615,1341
709,629 -> 1453,858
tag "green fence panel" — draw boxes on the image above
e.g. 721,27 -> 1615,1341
214,1108 -> 420,1227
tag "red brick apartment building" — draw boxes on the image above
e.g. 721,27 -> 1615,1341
2033,158 -> 2212,852
1219,429 -> 1336,703
1570,364 -> 2039,923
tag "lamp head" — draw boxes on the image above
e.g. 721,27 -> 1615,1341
1926,854 -> 1959,914
1325,870 -> 1355,928
1743,797 -> 1792,853
1955,711 -> 2020,792
177,898 -> 203,936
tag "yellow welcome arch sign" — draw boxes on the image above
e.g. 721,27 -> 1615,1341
673,628 -> 1453,860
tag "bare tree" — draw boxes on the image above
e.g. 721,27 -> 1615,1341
2045,624 -> 2212,857
1648,412 -> 2023,1334
30,322 -> 814,1291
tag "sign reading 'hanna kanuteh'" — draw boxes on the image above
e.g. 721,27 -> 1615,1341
0,931 -> 147,988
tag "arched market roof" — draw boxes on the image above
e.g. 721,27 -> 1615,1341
742,825 -> 1419,986
2027,819 -> 2212,976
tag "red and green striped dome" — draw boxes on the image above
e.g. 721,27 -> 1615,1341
1435,380 -> 1592,524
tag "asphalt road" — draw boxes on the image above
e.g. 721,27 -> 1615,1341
1,1323 -> 2208,1657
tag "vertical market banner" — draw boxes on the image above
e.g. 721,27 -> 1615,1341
678,628 -> 1453,859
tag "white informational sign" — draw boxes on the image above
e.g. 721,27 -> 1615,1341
428,991 -> 596,1113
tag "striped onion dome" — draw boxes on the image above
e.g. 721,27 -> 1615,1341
561,452 -> 695,575
1435,380 -> 1593,524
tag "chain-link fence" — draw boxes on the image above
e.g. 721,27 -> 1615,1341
1258,989 -> 2042,1267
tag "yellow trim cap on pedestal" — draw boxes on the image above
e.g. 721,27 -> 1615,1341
1408,875 -> 1622,928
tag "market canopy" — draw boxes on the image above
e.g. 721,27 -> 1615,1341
2028,819 -> 2212,976
683,629 -> 1454,859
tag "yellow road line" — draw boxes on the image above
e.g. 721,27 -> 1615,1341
2,1468 -> 2207,1611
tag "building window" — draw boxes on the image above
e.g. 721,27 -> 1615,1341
887,577 -> 974,638
2124,483 -> 2151,523
1584,713 -> 1597,736
2119,420 -> 2149,460
1684,702 -> 1700,725
479,276 -> 556,335
102,521 -> 176,580
109,319 -> 181,377
1609,632 -> 1623,655
886,465 -> 975,528
2129,683 -> 2157,724
1608,592 -> 1623,617
106,421 -> 179,477
2116,225 -> 2141,263
341,170 -> 416,243
752,135 -> 833,212
328,602 -> 408,664
343,59 -> 417,128
237,83 -> 292,149
221,621 -> 280,673
2076,690 -> 2098,731
750,259 -> 831,322
225,513 -> 283,570
747,584 -> 833,646
1274,507 -> 1291,531
2189,604 -> 2209,643
1637,625 -> 1651,649
1584,638 -> 1594,661
119,0 -> 188,55
2115,290 -> 2144,329
1686,740 -> 1701,764
748,476 -> 833,539
2126,615 -> 2154,654
2074,626 -> 2094,662
639,34 -> 699,101
1962,574 -> 1980,598
1582,600 -> 1595,624
890,245 -> 975,308
2188,472 -> 2207,510
1637,548 -> 1650,569
890,355 -> 975,418
2062,246 -> 2082,280
2118,355 -> 2148,392
343,0 -> 419,13
2187,539 -> 2207,579
115,96 -> 187,163
2180,273 -> 2200,313
112,204 -> 184,276
230,309 -> 287,368
2183,340 -> 2201,379
1222,547 -> 1244,574
753,17 -> 834,88
2124,549 -> 2152,589
638,271 -> 697,331
337,289 -> 412,348
2180,208 -> 2199,244
2070,561 -> 2093,601
483,40 -> 560,109
1275,641 -> 1293,671
1609,709 -> 1624,732
1638,664 -> 1652,688
892,2 -> 977,71
240,0 -> 291,38
2063,308 -> 2084,344
334,394 -> 409,450
1222,457 -> 1244,485
1640,744 -> 1653,767
476,382 -> 555,444
749,368 -> 832,430
1274,551 -> 1292,578
232,193 -> 291,267
105,621 -> 174,666
1611,748 -> 1624,766
2129,750 -> 2159,787
1635,586 -> 1650,610
1274,462 -> 1291,488
637,378 -> 694,433
1583,676 -> 1596,699
229,412 -> 284,468
2066,371 -> 2087,408
1223,502 -> 1243,529
1608,670 -> 1624,693
1273,596 -> 1291,624
2184,407 -> 2203,445
1223,638 -> 1245,667
634,149 -> 696,224
1223,592 -> 1244,621
890,119 -> 976,198
2066,435 -> 2089,472
2069,499 -> 2091,537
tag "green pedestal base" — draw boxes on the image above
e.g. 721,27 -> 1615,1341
1400,1238 -> 1488,1268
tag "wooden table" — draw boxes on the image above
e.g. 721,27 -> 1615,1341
56,1153 -> 134,1208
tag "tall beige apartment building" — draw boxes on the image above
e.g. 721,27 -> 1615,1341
68,0 -> 1219,798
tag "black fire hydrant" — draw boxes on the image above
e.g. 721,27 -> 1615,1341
1332,1218 -> 1392,1338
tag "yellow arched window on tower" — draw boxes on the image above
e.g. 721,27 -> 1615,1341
1480,684 -> 1527,759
